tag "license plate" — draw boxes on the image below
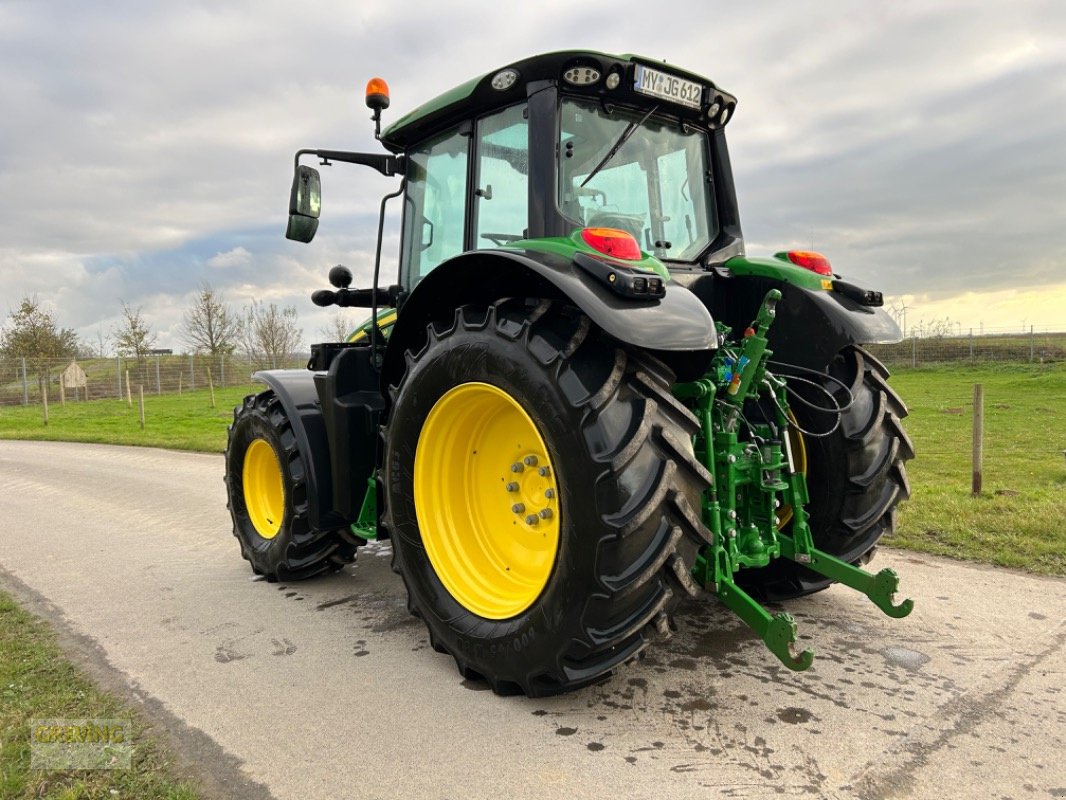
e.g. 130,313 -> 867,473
633,64 -> 703,109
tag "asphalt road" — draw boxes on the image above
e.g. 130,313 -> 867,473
0,440 -> 1063,800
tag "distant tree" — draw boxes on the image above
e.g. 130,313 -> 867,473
0,295 -> 79,385
241,301 -> 301,369
923,317 -> 956,339
113,302 -> 157,382
93,327 -> 109,358
320,311 -> 354,343
182,282 -> 240,356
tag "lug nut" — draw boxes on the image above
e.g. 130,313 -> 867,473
544,488 -> 555,499
523,455 -> 538,467
525,514 -> 539,525
728,528 -> 737,539
511,462 -> 524,473
511,503 -> 525,514
539,508 -> 553,520
728,509 -> 737,520
537,466 -> 551,477
506,482 -> 519,492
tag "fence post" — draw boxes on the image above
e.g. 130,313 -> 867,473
220,355 -> 226,387
207,369 -> 216,409
969,328 -> 974,363
59,376 -> 65,406
156,356 -> 161,395
911,336 -> 917,368
42,381 -> 49,426
21,358 -> 28,405
1030,325 -> 1035,363
971,383 -> 983,497
116,358 -> 122,400
138,385 -> 145,430
126,369 -> 132,408
189,354 -> 195,391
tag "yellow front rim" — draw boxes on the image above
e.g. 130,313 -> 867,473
777,412 -> 808,528
243,438 -> 285,539
414,382 -> 560,619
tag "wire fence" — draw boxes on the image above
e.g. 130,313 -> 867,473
3,326 -> 1063,408
866,328 -> 1065,370
0,354 -> 307,407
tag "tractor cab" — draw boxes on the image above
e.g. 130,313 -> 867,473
376,52 -> 743,285
289,52 -> 743,294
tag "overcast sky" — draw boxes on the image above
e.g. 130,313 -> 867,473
1,0 -> 1063,351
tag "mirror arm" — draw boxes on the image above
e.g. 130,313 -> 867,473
294,148 -> 404,177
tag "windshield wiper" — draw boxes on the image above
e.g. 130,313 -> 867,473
580,104 -> 659,188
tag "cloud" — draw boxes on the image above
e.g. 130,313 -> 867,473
1,0 -> 1063,350
207,247 -> 252,270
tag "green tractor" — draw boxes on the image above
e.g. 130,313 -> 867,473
224,51 -> 914,696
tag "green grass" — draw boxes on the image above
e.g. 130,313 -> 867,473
0,386 -> 258,453
885,362 -> 1066,576
0,590 -> 200,799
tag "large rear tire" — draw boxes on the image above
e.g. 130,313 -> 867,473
382,300 -> 712,697
738,346 -> 914,600
225,391 -> 362,581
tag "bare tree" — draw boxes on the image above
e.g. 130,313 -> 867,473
320,311 -> 354,343
242,301 -> 301,369
113,302 -> 157,381
0,295 -> 78,386
94,326 -> 109,358
183,282 -> 240,356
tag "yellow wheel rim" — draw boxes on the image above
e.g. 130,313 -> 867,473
243,438 -> 285,539
777,412 -> 808,528
414,382 -> 560,619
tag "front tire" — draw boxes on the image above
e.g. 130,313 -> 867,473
382,301 -> 712,697
225,391 -> 362,581
738,346 -> 914,600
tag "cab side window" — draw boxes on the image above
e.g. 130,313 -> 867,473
474,104 -> 529,247
402,127 -> 469,279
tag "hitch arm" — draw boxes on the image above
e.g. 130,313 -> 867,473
778,536 -> 915,618
717,579 -> 814,671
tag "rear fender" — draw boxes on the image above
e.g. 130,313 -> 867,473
383,249 -> 717,388
677,271 -> 902,370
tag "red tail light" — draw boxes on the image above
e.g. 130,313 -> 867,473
785,250 -> 833,276
581,227 -> 642,261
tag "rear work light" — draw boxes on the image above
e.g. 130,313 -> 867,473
581,227 -> 642,261
784,250 -> 833,276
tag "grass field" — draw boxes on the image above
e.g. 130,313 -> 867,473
0,590 -> 199,799
885,363 -> 1065,576
0,385 -> 258,453
1,365 -> 1064,576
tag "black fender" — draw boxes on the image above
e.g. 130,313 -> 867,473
252,369 -> 344,532
677,271 -> 902,371
384,249 -> 717,388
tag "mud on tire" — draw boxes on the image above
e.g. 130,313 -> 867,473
382,300 -> 712,697
225,390 -> 362,581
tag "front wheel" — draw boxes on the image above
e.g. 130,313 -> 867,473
225,391 -> 362,581
382,300 -> 712,697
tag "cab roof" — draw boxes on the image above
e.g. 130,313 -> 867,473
380,50 -> 736,152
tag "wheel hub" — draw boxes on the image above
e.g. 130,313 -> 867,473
243,438 -> 284,539
414,382 -> 560,619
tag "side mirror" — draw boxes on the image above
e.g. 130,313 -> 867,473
286,165 -> 321,243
